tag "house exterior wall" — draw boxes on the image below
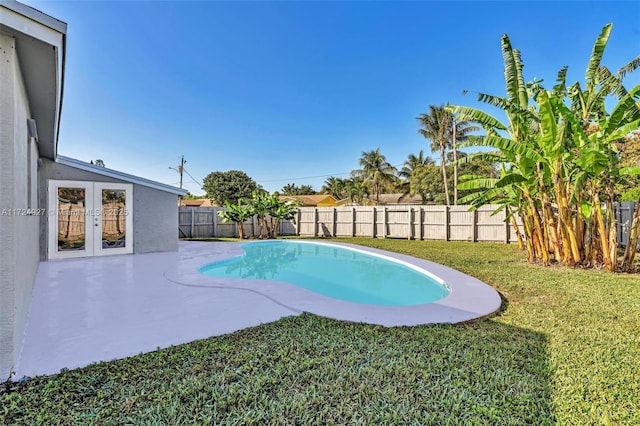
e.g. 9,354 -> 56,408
39,159 -> 179,259
133,184 -> 179,253
0,33 -> 41,379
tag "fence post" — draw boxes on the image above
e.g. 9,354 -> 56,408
332,207 -> 337,237
190,208 -> 195,238
408,207 -> 413,240
504,209 -> 510,244
314,208 -> 319,237
616,203 -> 623,247
296,209 -> 301,236
352,207 -> 356,237
212,208 -> 217,238
382,207 -> 387,239
372,207 -> 376,238
472,209 -> 478,242
419,206 -> 423,240
445,205 -> 450,242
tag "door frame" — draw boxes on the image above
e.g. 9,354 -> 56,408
48,180 -> 134,259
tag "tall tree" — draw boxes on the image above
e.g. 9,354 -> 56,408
410,164 -> 444,204
417,106 -> 477,206
202,170 -> 258,205
400,150 -> 434,179
321,177 -> 348,199
451,116 -> 479,204
351,149 -> 398,205
398,151 -> 434,197
345,177 -> 369,204
417,106 -> 453,205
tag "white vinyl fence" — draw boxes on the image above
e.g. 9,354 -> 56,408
179,205 -> 522,243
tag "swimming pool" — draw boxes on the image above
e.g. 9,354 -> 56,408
199,241 -> 450,306
165,240 -> 501,326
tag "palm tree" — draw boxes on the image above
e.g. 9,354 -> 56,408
417,105 -> 453,205
451,116 -> 479,204
345,178 -> 369,204
321,177 -> 347,199
351,149 -> 398,205
417,106 -> 477,206
399,150 -> 434,179
280,183 -> 298,196
398,151 -> 434,198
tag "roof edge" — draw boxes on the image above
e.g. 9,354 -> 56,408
56,156 -> 188,196
0,0 -> 67,34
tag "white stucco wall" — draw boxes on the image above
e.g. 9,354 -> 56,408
0,33 -> 41,379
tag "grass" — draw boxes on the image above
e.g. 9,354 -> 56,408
2,239 -> 639,425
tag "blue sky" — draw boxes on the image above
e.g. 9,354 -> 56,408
25,1 -> 640,194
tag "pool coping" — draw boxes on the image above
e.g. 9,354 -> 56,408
165,240 -> 502,326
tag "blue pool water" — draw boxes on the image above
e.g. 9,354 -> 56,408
198,241 -> 450,306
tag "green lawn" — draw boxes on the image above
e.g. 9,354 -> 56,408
2,239 -> 639,425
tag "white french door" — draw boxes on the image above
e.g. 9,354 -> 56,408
48,180 -> 133,259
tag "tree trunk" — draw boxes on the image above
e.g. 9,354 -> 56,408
621,202 -> 640,271
271,218 -> 280,238
510,214 -> 525,250
593,193 -> 613,271
607,199 -> 618,270
524,191 -> 549,265
539,173 -> 561,263
521,214 -> 536,263
453,119 -> 458,205
440,144 -> 450,206
554,175 -> 581,265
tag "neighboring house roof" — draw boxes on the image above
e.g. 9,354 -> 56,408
57,156 -> 188,196
0,0 -> 66,160
370,193 -> 424,205
179,199 -> 214,207
280,194 -> 338,207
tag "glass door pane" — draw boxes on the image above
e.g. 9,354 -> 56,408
101,189 -> 127,249
49,180 -> 132,259
95,183 -> 133,256
57,187 -> 87,252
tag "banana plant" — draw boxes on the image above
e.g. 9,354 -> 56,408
218,199 -> 253,239
267,197 -> 298,238
449,24 -> 639,270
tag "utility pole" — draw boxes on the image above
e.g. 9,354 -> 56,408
452,117 -> 458,205
169,156 -> 186,189
178,155 -> 185,189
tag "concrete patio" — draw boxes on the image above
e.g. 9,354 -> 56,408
15,241 -> 501,378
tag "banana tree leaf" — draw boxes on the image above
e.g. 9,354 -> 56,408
585,24 -> 612,88
447,105 -> 508,130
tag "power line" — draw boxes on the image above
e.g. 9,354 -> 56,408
257,164 -> 405,183
182,168 -> 202,187
259,171 -> 351,183
171,162 -> 408,189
